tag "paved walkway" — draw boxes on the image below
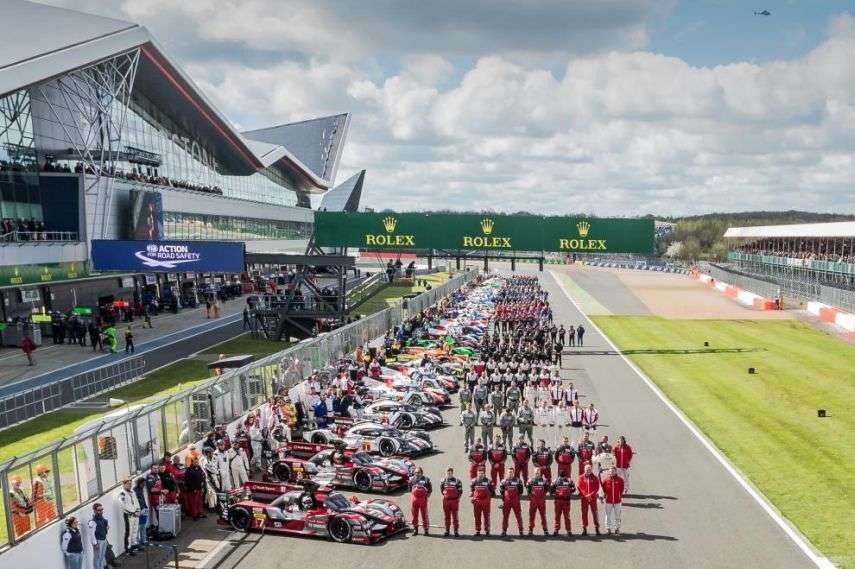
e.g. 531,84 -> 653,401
0,300 -> 246,391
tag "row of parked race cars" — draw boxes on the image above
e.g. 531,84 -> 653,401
218,277 -> 499,544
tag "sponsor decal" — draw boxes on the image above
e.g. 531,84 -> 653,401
135,243 -> 202,269
462,218 -> 512,248
557,220 -> 608,251
364,216 -> 416,247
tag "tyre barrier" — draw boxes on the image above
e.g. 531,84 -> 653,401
806,301 -> 855,332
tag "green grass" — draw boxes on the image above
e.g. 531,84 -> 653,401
201,332 -> 292,358
593,315 -> 855,568
350,271 -> 450,315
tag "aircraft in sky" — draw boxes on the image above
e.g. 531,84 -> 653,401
754,10 -> 771,16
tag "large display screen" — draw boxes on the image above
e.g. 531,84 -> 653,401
129,189 -> 164,240
91,240 -> 245,273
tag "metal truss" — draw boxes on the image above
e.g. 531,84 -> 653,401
36,49 -> 140,238
0,89 -> 34,151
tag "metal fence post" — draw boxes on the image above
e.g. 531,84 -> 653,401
1,471 -> 16,545
51,448 -> 64,517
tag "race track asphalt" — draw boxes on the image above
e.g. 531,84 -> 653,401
226,270 -> 817,569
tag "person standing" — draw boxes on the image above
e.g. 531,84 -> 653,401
21,335 -> 36,366
124,327 -> 135,354
470,465 -> 494,536
489,387 -> 504,415
551,472 -> 576,536
409,466 -> 432,535
555,436 -> 576,479
576,464 -> 601,536
61,517 -> 84,569
576,432 -> 596,476
460,404 -> 477,452
567,325 -> 575,347
467,438 -> 488,479
479,404 -> 495,444
458,383 -> 472,412
9,474 -> 33,537
498,466 -> 524,536
577,324 -> 586,346
511,436 -> 532,483
583,403 -> 599,436
601,467 -> 625,535
488,435 -> 507,486
614,435 -> 634,494
212,442 -> 235,491
33,463 -> 57,527
531,439 -> 554,483
505,383 -> 521,412
526,469 -> 550,536
118,479 -> 140,556
88,322 -> 101,351
440,467 -> 462,537
498,407 -> 515,448
133,478 -> 149,547
88,502 -> 109,569
184,458 -> 206,520
516,401 -> 534,445
568,401 -> 584,444
473,380 -> 489,421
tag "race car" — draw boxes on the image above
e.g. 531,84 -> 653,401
221,480 -> 406,544
360,400 -> 443,429
269,444 -> 415,493
303,422 -> 434,456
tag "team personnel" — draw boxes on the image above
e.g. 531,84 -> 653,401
551,472 -> 576,536
480,404 -> 496,443
459,383 -> 472,412
555,436 -> 576,478
526,469 -> 550,535
601,466 -> 625,535
468,438 -> 488,479
488,435 -> 507,486
440,467 -> 462,537
516,401 -> 535,445
614,435 -> 634,493
409,466 -> 432,535
531,439 -> 554,483
470,465 -> 494,535
512,436 -> 532,483
577,432 -> 596,476
461,404 -> 477,452
498,466 -> 524,536
498,407 -> 515,448
576,463 -> 601,535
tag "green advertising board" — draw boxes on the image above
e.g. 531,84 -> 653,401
314,212 -> 654,254
0,262 -> 88,288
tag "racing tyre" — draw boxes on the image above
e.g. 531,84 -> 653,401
329,516 -> 353,543
311,432 -> 328,444
272,462 -> 292,482
396,414 -> 414,429
228,507 -> 252,532
378,438 -> 396,457
353,469 -> 373,492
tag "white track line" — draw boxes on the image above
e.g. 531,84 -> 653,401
549,270 -> 833,569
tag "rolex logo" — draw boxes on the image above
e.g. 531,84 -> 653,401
382,216 -> 398,233
480,218 -> 495,235
577,221 -> 591,237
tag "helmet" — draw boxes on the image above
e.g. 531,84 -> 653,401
35,464 -> 50,475
300,493 -> 314,510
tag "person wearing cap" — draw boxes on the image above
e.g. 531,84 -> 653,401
33,463 -> 57,526
184,444 -> 201,467
88,502 -> 109,569
600,466 -> 625,535
9,474 -> 33,537
61,516 -> 84,569
439,467 -> 462,537
117,479 -> 140,555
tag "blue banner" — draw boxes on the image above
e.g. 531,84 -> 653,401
91,240 -> 245,273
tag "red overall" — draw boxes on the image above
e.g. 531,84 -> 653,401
555,446 -> 575,478
577,444 -> 594,476
468,446 -> 488,480
527,478 -> 549,531
488,447 -> 507,487
410,476 -> 431,530
499,478 -> 523,533
440,477 -> 461,532
512,444 -> 531,483
576,473 -> 600,529
532,448 -> 553,483
470,476 -> 494,533
551,478 -> 575,532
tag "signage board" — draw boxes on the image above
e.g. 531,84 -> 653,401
314,212 -> 654,254
91,240 -> 246,273
0,262 -> 87,287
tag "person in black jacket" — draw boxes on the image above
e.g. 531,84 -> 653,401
184,458 -> 206,520
133,478 -> 149,547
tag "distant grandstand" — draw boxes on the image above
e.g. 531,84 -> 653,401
723,221 -> 855,311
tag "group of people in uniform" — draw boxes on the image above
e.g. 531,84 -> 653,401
407,275 -> 634,538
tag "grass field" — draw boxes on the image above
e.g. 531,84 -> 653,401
201,332 -> 292,357
350,271 -> 450,315
593,315 -> 855,568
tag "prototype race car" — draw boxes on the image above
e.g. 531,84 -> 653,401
303,422 -> 434,456
269,444 -> 415,493
360,400 -> 443,429
221,480 -> 406,544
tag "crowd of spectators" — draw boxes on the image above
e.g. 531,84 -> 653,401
1,217 -> 46,240
738,241 -> 855,264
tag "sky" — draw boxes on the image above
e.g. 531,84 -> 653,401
46,0 -> 855,216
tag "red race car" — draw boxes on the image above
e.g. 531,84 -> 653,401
268,442 -> 415,493
220,480 -> 406,544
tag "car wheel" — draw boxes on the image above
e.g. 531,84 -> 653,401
353,469 -> 372,492
379,439 -> 396,456
311,432 -> 328,444
329,516 -> 353,543
228,507 -> 252,532
272,462 -> 292,482
397,414 -> 414,429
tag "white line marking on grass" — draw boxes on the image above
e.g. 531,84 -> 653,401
549,269 -> 834,569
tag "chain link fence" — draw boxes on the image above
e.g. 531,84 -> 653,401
0,270 -> 478,549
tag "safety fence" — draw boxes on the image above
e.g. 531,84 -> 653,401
702,263 -> 782,300
0,356 -> 146,430
0,269 -> 477,550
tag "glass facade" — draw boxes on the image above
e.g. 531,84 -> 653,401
164,211 -> 312,241
0,89 -> 42,222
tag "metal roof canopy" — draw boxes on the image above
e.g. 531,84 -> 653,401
724,221 -> 855,239
246,253 -> 355,267
207,354 -> 255,369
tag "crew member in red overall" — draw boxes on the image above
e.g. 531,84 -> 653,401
488,435 -> 507,486
551,472 -> 576,535
470,465 -> 494,536
576,432 -> 595,476
531,439 -> 554,483
512,436 -> 531,483
576,463 -> 601,535
468,439 -> 488,479
498,466 -> 524,536
439,467 -> 462,537
526,468 -> 550,535
409,466 -> 432,535
555,436 -> 576,478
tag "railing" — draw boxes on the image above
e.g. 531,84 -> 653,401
0,231 -> 79,243
0,270 -> 477,551
728,251 -> 855,276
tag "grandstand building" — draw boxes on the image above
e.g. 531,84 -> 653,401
0,1 -> 357,320
723,221 -> 855,310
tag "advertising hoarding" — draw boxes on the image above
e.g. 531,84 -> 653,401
91,240 -> 245,273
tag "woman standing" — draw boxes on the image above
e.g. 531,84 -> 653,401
60,517 -> 84,569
